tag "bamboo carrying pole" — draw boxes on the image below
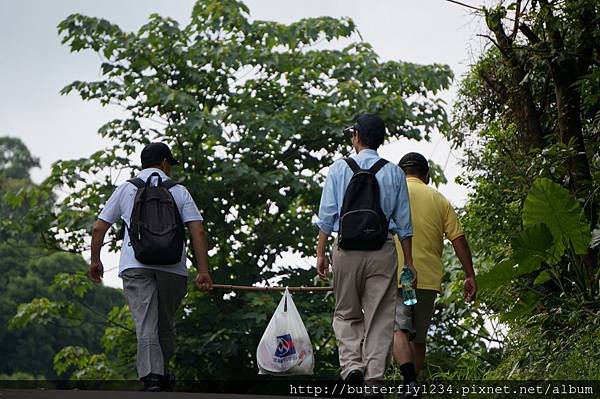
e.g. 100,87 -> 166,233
212,284 -> 333,292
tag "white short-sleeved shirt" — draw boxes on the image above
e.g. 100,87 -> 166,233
98,168 -> 203,277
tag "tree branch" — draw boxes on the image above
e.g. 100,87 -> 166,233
444,0 -> 483,12
519,23 -> 541,45
451,320 -> 504,344
511,0 -> 522,39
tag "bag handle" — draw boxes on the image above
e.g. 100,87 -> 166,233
145,172 -> 163,186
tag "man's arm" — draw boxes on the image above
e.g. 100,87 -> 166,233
316,230 -> 330,279
315,163 -> 338,280
90,219 -> 111,283
399,236 -> 417,287
392,168 -> 417,286
451,235 -> 476,301
187,220 -> 213,290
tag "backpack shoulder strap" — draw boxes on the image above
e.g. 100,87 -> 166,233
161,180 -> 179,190
127,178 -> 145,189
368,158 -> 388,175
343,158 -> 361,174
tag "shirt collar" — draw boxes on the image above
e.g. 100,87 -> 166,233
406,176 -> 426,184
137,167 -> 168,180
355,149 -> 379,157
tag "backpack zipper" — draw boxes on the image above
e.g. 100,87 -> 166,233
340,209 -> 379,219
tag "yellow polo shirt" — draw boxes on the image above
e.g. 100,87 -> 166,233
395,177 -> 464,291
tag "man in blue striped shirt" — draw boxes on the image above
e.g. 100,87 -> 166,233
315,113 -> 416,388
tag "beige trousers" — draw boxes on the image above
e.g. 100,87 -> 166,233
331,236 -> 397,381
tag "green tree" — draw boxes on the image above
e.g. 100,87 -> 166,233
0,136 -> 125,378
449,0 -> 600,379
28,0 -> 453,379
0,137 -> 41,242
0,137 -> 39,180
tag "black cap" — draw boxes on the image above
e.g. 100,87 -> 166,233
141,142 -> 179,168
399,152 -> 429,173
343,113 -> 386,148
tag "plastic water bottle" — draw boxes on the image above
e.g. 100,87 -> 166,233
401,265 -> 417,305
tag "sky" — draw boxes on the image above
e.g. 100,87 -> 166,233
1,0 -> 488,288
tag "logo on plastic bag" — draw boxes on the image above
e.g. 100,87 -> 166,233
274,334 -> 297,363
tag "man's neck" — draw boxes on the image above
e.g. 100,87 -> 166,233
140,167 -> 167,176
406,174 -> 427,184
355,145 -> 375,154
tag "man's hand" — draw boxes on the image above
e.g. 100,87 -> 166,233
196,271 -> 213,291
407,263 -> 418,288
464,276 -> 477,302
90,219 -> 110,283
452,236 -> 476,302
187,221 -> 212,291
316,255 -> 330,280
89,260 -> 104,283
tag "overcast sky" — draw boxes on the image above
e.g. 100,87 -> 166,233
1,0 -> 488,288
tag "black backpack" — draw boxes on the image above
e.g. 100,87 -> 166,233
126,172 -> 185,265
338,158 -> 389,251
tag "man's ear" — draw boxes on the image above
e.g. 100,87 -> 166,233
161,158 -> 169,170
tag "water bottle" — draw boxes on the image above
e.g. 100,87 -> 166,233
401,265 -> 417,305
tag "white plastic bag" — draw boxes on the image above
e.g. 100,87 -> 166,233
256,287 -> 314,375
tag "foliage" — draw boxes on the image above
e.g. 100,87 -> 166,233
0,137 -> 47,243
0,242 -> 125,379
477,178 -> 597,322
0,372 -> 44,380
0,137 -> 125,378
450,0 -> 600,380
53,347 -> 120,380
21,0 -> 453,379
522,178 -> 590,257
487,309 -> 600,380
50,304 -> 138,382
0,136 -> 39,180
418,244 -> 502,380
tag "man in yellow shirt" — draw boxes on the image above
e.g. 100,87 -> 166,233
393,152 -> 476,394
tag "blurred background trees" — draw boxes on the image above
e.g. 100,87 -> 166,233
0,137 -> 124,379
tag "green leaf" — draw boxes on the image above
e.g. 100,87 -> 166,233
500,291 -> 539,323
522,178 -> 590,257
511,223 -> 554,274
533,270 -> 552,285
9,298 -> 65,329
50,271 -> 93,298
477,259 -> 515,290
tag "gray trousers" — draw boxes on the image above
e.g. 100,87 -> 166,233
122,268 -> 187,379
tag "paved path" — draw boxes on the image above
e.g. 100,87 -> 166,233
0,391 -> 302,399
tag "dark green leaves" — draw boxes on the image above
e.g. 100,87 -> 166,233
511,223 -> 554,274
523,178 -> 590,256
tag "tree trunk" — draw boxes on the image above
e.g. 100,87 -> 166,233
486,13 -> 545,149
550,64 -> 593,197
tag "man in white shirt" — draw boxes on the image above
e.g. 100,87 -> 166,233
89,142 -> 212,391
